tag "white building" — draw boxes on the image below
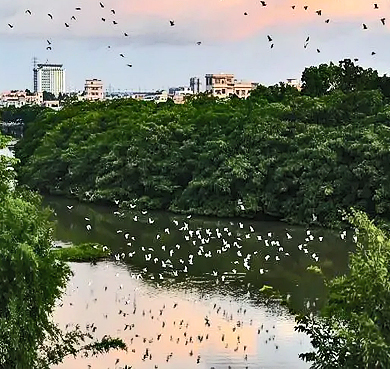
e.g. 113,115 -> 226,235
34,63 -> 66,97
205,73 -> 257,99
286,78 -> 302,90
84,79 -> 104,101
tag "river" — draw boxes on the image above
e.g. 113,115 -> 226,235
0,144 -> 354,368
45,196 -> 354,369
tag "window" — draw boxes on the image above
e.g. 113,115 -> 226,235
222,89 -> 226,94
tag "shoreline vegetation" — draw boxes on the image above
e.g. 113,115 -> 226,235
2,59 -> 390,367
11,59 -> 390,229
51,242 -> 111,262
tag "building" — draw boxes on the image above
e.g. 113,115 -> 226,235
286,78 -> 302,90
34,63 -> 66,97
189,77 -> 201,94
205,73 -> 257,98
83,79 -> 104,101
0,90 -> 43,108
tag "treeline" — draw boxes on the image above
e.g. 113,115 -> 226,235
14,59 -> 390,227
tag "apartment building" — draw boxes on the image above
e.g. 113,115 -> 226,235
84,79 -> 104,101
205,73 -> 257,98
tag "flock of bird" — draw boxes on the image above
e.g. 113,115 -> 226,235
58,258 -> 295,369
55,199 -> 354,368
4,1 -> 389,69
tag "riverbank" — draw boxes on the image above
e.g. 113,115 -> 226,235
52,242 -> 111,262
14,63 -> 390,228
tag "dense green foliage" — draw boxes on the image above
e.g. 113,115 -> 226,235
52,242 -> 111,262
15,59 -> 390,227
296,209 -> 390,368
0,134 -> 125,367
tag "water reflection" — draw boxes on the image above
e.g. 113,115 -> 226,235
53,262 -> 310,369
46,196 -> 354,368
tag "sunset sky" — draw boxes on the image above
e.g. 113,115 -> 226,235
1,0 -> 390,92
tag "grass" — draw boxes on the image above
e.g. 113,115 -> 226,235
52,242 -> 111,262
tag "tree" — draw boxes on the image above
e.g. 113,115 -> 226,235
43,91 -> 56,101
0,133 -> 126,368
296,209 -> 390,368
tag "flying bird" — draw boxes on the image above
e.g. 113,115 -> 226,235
374,3 -> 379,9
196,41 -> 202,45
244,12 -> 248,15
127,64 -> 132,67
46,46 -> 52,50
325,19 -> 330,23
291,5 -> 296,9
71,15 -> 76,20
315,10 -> 322,15
65,22 -> 70,27
363,23 -> 367,29
48,14 -> 53,19
8,24 -> 13,28
371,51 -> 376,55
75,7 -> 81,10
381,18 -> 386,25
113,20 -> 118,25
25,9 -> 32,15
316,48 -> 320,53
303,5 -> 308,10
111,9 -> 116,14
170,20 -> 175,26
124,32 -> 128,36
260,1 -> 267,6
120,53 -> 125,57
101,18 -> 106,22
267,35 -> 272,42
100,2 -> 104,8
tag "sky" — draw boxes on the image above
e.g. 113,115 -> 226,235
1,0 -> 390,92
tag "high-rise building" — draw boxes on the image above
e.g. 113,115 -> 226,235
33,63 -> 66,97
189,77 -> 201,93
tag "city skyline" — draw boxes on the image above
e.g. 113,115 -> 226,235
1,0 -> 390,91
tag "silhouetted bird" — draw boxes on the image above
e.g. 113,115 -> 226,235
316,48 -> 320,53
65,22 -> 70,27
244,12 -> 248,15
316,10 -> 322,15
371,51 -> 376,55
196,41 -> 201,45
374,3 -> 379,9
100,2 -> 105,8
267,35 -> 272,42
75,7 -> 81,10
48,14 -> 53,19
260,1 -> 267,6
102,18 -> 106,21
120,53 -> 125,57
113,20 -> 118,25
8,24 -> 13,28
111,9 -> 116,14
363,23 -> 368,29
170,20 -> 175,26
124,32 -> 129,36
25,10 -> 32,15
127,64 -> 132,67
303,5 -> 308,10
381,18 -> 386,25
291,5 -> 295,9
71,16 -> 76,20
325,19 -> 330,23
46,46 -> 52,50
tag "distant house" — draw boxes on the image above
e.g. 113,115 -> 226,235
205,73 -> 257,99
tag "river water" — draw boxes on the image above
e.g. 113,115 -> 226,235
45,196 -> 354,369
0,144 -> 354,369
